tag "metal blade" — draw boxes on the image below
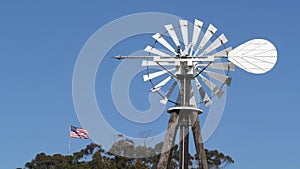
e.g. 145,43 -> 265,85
199,62 -> 235,71
199,34 -> 228,56
182,43 -> 191,56
203,70 -> 232,86
195,78 -> 212,107
141,60 -> 175,67
179,20 -> 189,48
199,74 -> 224,98
229,39 -> 278,74
194,24 -> 217,56
161,81 -> 178,104
151,76 -> 172,92
144,46 -> 171,56
164,24 -> 181,49
213,47 -> 232,57
189,84 -> 198,106
152,33 -> 177,55
143,68 -> 176,81
190,19 -> 203,56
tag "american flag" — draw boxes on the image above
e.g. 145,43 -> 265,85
70,125 -> 88,139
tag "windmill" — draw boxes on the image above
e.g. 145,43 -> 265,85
114,19 -> 277,169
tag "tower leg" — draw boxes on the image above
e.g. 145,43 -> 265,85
190,112 -> 208,169
179,112 -> 189,169
157,112 -> 179,169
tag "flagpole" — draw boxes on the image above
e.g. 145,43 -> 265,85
68,125 -> 71,155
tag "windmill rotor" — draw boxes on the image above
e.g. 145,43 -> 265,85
139,19 -> 233,107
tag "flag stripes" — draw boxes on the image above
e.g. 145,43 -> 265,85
70,125 -> 88,139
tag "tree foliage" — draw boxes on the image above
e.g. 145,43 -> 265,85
23,141 -> 234,169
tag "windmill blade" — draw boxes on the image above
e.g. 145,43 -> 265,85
141,60 -> 175,67
199,34 -> 228,56
160,81 -> 178,105
151,76 -> 172,92
164,24 -> 181,49
189,84 -> 198,106
195,78 -> 211,107
194,24 -> 217,56
143,68 -> 176,81
203,70 -> 232,86
190,19 -> 203,56
197,62 -> 235,71
182,43 -> 191,56
213,47 -> 232,58
199,74 -> 224,98
144,46 -> 171,56
179,20 -> 189,48
228,39 -> 278,74
152,33 -> 177,55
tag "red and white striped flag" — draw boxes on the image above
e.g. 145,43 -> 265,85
70,125 -> 88,139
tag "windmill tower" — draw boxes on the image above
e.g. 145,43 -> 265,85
114,19 -> 277,169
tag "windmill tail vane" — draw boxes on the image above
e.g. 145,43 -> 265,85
113,19 -> 278,169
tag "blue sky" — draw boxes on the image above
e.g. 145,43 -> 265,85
0,1 -> 299,168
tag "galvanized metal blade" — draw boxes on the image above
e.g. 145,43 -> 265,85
199,74 -> 224,98
144,46 -> 171,56
151,76 -> 172,93
182,43 -> 192,56
160,80 -> 178,105
152,33 -> 177,55
199,34 -> 228,56
190,19 -> 203,56
143,68 -> 176,81
189,84 -> 197,106
197,62 -> 235,71
195,78 -> 212,107
164,24 -> 181,50
203,70 -> 232,86
194,24 -> 217,56
212,47 -> 232,58
179,20 -> 189,50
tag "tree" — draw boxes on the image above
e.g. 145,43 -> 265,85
206,149 -> 234,169
23,141 -> 234,169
